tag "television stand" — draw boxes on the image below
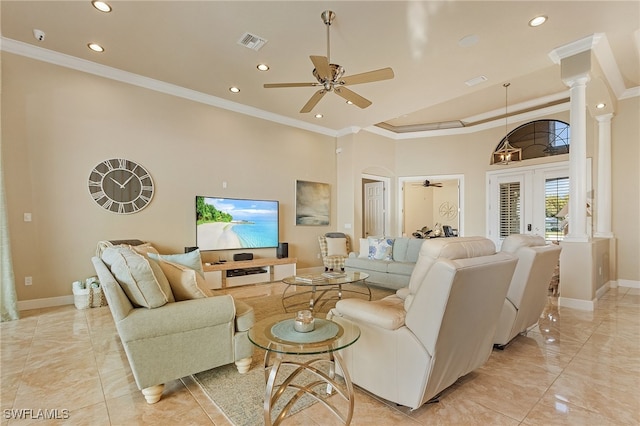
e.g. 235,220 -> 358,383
203,257 -> 297,289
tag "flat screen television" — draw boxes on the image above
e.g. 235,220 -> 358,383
196,196 -> 279,251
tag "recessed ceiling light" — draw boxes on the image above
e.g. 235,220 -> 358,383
91,1 -> 112,13
596,103 -> 606,109
229,86 -> 240,93
315,113 -> 323,119
257,64 -> 269,71
346,100 -> 353,105
87,43 -> 104,52
529,15 -> 547,27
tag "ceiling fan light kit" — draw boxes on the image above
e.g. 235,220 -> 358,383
264,10 -> 394,113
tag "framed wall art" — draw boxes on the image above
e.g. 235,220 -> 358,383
295,180 -> 330,226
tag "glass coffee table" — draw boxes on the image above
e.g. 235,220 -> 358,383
248,313 -> 360,425
281,271 -> 370,312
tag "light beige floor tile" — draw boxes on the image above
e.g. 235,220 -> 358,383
1,373 -> 20,411
2,283 -> 639,425
90,330 -> 123,354
479,353 -> 561,394
523,392 -> 622,425
13,376 -> 105,415
561,355 -> 640,392
105,379 -> 214,425
98,366 -> 139,400
544,373 -> 640,424
447,371 -> 545,421
408,391 -> 521,425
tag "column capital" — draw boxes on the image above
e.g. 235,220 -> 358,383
562,74 -> 591,88
595,113 -> 614,123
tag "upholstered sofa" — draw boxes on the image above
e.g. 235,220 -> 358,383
493,234 -> 562,348
91,241 -> 254,404
343,237 -> 425,290
329,237 -> 517,409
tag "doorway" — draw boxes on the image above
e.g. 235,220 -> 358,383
398,175 -> 463,237
361,174 -> 391,238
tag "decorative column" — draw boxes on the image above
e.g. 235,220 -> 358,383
563,74 -> 590,242
594,113 -> 614,238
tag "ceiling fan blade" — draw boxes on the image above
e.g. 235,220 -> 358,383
334,86 -> 372,109
300,90 -> 327,113
341,67 -> 394,85
264,82 -> 318,88
310,55 -> 331,80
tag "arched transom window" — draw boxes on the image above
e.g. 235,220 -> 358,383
494,119 -> 570,162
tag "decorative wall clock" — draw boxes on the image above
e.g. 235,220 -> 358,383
88,158 -> 154,214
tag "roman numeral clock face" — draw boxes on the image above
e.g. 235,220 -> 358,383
88,158 -> 154,214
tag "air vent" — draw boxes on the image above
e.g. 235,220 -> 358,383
237,32 -> 268,51
465,75 -> 488,87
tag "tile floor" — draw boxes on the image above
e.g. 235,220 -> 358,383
1,283 -> 638,425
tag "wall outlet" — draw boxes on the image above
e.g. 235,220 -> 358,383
24,213 -> 32,222
25,276 -> 32,286
317,253 -> 321,259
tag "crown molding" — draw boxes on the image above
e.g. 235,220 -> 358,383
1,37 -> 340,138
365,102 -> 570,140
549,33 -> 639,101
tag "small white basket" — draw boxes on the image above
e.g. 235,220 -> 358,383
72,278 -> 107,310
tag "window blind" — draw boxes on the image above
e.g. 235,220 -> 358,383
499,182 -> 521,238
545,177 -> 569,241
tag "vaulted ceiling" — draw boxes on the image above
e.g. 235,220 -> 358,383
2,1 -> 638,137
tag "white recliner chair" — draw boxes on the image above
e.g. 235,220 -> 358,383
493,234 -> 562,348
328,237 -> 518,409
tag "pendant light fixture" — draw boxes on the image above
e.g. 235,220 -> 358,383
493,83 -> 522,165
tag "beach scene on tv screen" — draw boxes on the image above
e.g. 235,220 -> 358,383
196,196 -> 279,251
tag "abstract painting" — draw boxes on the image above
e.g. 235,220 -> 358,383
295,180 -> 330,226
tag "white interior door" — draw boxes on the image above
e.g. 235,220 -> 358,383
364,181 -> 385,237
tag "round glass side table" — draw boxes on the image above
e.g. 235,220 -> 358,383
248,313 -> 361,425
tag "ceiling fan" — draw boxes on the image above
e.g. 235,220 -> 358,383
423,180 -> 443,188
263,10 -> 394,113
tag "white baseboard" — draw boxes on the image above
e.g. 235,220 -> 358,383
558,296 -> 596,311
18,295 -> 74,311
618,279 -> 640,289
595,281 -> 611,300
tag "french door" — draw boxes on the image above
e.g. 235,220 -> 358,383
487,162 -> 569,249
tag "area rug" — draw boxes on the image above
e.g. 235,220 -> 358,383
193,283 -> 393,425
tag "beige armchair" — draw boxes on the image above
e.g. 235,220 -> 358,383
92,252 -> 254,404
318,232 -> 351,271
328,237 -> 517,409
493,234 -> 562,348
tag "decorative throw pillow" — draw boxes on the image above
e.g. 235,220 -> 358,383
148,249 -> 204,277
128,244 -> 175,303
129,243 -> 160,256
358,238 -> 369,258
155,259 -> 214,301
368,237 -> 394,260
326,237 -> 348,256
101,247 -> 172,308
